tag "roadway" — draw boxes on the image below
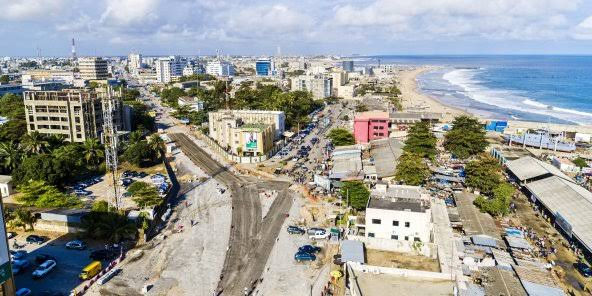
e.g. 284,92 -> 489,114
169,133 -> 292,295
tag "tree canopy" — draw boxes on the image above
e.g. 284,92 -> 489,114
128,181 -> 163,208
403,121 -> 437,159
340,181 -> 370,210
443,115 -> 487,159
474,182 -> 514,217
328,128 -> 355,146
465,155 -> 503,194
16,180 -> 81,208
394,152 -> 431,186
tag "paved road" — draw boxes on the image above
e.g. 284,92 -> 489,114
169,133 -> 292,295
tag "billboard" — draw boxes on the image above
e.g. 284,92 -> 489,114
244,132 -> 258,150
0,202 -> 11,284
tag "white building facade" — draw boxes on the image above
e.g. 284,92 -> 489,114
155,56 -> 183,83
206,60 -> 235,77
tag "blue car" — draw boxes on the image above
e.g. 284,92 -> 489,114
575,262 -> 592,277
298,245 -> 321,254
294,251 -> 316,262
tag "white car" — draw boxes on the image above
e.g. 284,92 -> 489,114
309,230 -> 330,240
32,259 -> 57,279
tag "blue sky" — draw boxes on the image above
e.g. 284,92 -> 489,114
1,0 -> 592,56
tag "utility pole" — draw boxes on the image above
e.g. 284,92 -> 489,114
103,86 -> 122,210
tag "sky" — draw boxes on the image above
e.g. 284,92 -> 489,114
2,0 -> 592,57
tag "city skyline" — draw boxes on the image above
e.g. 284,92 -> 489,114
1,0 -> 592,56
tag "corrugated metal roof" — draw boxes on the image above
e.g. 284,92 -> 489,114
521,281 -> 566,296
471,234 -> 498,248
341,240 -> 365,264
525,176 -> 592,253
506,237 -> 533,250
514,266 -> 566,296
506,156 -> 570,182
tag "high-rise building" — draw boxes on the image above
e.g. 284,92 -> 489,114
78,57 -> 109,80
206,60 -> 235,77
342,60 -> 354,72
155,56 -> 183,83
24,89 -> 127,142
128,53 -> 142,74
311,76 -> 333,99
255,59 -> 273,76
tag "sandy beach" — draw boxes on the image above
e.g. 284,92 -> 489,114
398,66 -> 592,134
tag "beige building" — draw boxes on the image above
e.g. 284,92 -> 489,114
78,57 -> 109,80
235,124 -> 274,156
24,89 -> 126,142
209,109 -> 285,139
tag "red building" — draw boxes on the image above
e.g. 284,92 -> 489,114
353,111 -> 390,143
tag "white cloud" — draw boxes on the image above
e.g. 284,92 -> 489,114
100,0 -> 160,27
0,0 -> 67,21
573,16 -> 592,40
223,5 -> 315,39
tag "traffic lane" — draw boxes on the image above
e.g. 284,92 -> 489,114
14,237 -> 110,295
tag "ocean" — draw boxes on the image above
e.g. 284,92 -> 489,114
362,55 -> 592,125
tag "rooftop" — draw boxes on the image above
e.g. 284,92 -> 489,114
341,240 -> 365,263
355,272 -> 454,296
370,137 -> 403,178
240,123 -> 270,131
506,156 -> 571,182
367,197 -> 428,213
354,110 -> 389,120
371,185 -> 428,200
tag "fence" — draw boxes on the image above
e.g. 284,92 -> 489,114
347,235 -> 438,258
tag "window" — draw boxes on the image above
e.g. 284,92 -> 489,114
414,237 -> 421,242
391,235 -> 398,240
405,222 -> 410,228
404,236 -> 409,241
368,233 -> 375,238
371,219 -> 381,224
393,221 -> 399,226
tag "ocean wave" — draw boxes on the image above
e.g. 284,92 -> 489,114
441,68 -> 592,125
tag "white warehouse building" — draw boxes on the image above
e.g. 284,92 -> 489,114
365,185 -> 432,243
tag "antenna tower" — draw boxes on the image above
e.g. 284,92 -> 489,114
71,38 -> 77,61
103,87 -> 121,209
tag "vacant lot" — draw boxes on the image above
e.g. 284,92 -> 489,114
366,249 -> 441,272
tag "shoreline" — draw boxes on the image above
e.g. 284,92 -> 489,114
397,66 -> 592,134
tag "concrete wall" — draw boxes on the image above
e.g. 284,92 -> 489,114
348,261 -> 452,280
35,220 -> 82,233
348,235 -> 438,258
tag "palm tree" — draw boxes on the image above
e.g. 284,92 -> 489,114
128,130 -> 144,146
47,134 -> 66,151
0,141 -> 22,171
82,138 -> 105,166
148,134 -> 165,159
22,131 -> 49,154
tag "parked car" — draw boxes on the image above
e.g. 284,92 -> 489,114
65,240 -> 87,250
307,227 -> 325,235
74,189 -> 91,196
10,250 -> 27,260
287,226 -> 305,235
32,260 -> 57,279
89,250 -> 115,261
294,252 -> 316,262
575,262 -> 592,277
298,245 -> 321,254
309,230 -> 330,240
12,259 -> 31,275
15,288 -> 32,296
26,235 -> 45,245
35,254 -> 57,264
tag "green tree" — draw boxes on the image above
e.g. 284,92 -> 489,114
573,157 -> 588,168
474,182 -> 514,217
394,152 -> 431,186
328,128 -> 355,146
83,138 -> 104,166
128,181 -> 163,208
0,141 -> 22,171
123,141 -> 154,167
12,154 -> 73,186
16,180 -> 81,208
80,211 -> 137,242
148,134 -> 165,160
0,75 -> 9,84
22,131 -> 49,154
443,115 -> 487,159
465,155 -> 502,194
355,104 -> 369,112
340,181 -> 370,210
403,122 -> 437,159
14,209 -> 37,231
91,200 -> 110,212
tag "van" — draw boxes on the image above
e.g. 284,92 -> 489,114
80,261 -> 102,280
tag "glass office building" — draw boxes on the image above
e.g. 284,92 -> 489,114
255,59 -> 273,76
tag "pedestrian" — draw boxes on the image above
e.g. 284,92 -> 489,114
190,219 -> 194,226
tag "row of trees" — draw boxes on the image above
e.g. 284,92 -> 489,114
122,131 -> 165,168
395,122 -> 434,185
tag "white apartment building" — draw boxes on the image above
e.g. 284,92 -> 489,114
206,60 -> 235,77
365,185 -> 432,243
209,109 -> 285,140
128,53 -> 142,74
78,57 -> 109,80
156,56 -> 183,83
290,75 -> 333,99
182,65 -> 195,76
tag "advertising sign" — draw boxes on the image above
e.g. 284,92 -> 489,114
0,203 -> 11,284
245,132 -> 258,150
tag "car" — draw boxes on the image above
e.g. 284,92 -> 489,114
138,172 -> 148,178
35,254 -> 57,264
15,288 -> 32,296
294,252 -> 316,262
26,235 -> 45,244
309,230 -> 330,240
74,189 -> 91,196
298,245 -> 321,254
10,250 -> 27,260
307,227 -> 325,235
287,226 -> 305,235
65,240 -> 87,250
12,259 -> 31,275
89,249 -> 115,261
575,262 -> 592,277
7,231 -> 16,239
32,260 -> 57,279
